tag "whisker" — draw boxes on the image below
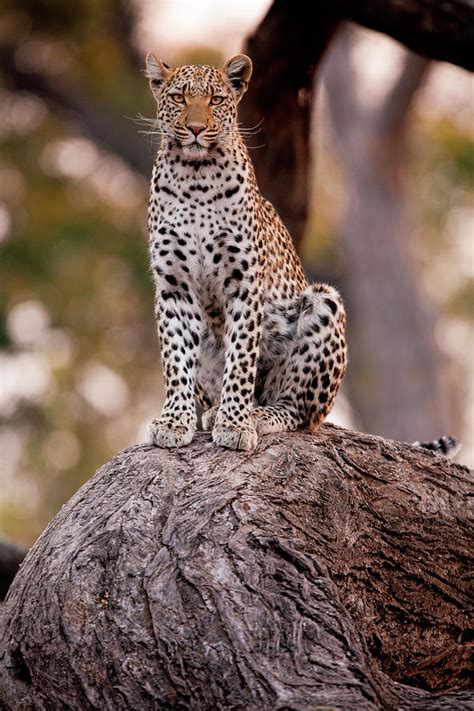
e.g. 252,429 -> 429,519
128,113 -> 159,127
239,128 -> 263,136
137,130 -> 163,138
130,113 -> 265,152
128,114 -> 167,150
237,118 -> 264,129
237,118 -> 264,136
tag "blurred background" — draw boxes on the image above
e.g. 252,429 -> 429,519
0,0 -> 472,547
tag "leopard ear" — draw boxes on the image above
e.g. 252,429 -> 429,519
223,54 -> 253,102
145,52 -> 171,101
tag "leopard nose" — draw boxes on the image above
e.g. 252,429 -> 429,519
187,123 -> 206,136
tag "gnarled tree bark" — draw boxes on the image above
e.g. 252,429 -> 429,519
0,426 -> 471,709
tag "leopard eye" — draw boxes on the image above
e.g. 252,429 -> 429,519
210,96 -> 225,106
171,93 -> 185,104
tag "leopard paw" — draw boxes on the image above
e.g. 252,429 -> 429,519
146,419 -> 195,448
212,422 -> 258,452
202,406 -> 219,431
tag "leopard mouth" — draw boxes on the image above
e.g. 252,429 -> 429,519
179,135 -> 218,158
175,131 -> 220,158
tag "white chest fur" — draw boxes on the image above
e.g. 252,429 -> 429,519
148,149 -> 253,307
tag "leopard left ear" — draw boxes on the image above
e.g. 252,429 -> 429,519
223,54 -> 253,102
145,52 -> 171,101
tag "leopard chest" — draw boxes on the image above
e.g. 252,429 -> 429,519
149,160 -> 253,317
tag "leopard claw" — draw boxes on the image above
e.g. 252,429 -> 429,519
212,423 -> 258,451
146,420 -> 195,448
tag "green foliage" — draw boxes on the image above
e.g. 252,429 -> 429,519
0,0 -> 160,544
446,279 -> 474,322
436,121 -> 474,187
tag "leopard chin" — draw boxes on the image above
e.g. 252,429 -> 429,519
181,143 -> 210,159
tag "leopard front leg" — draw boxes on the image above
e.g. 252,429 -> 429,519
146,280 -> 202,448
212,276 -> 263,451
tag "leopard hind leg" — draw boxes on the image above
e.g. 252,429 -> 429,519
254,284 -> 347,434
196,326 -> 224,429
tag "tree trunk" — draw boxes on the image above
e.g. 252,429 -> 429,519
242,12 -> 457,443
324,28 -> 455,442
240,0 -> 474,245
241,1 -> 338,246
0,426 -> 471,710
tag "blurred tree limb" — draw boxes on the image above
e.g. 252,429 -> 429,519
242,4 -> 461,441
0,538 -> 26,600
240,4 -> 338,248
242,0 -> 473,245
316,0 -> 474,71
115,0 -> 146,74
0,44 -> 153,177
324,28 -> 453,441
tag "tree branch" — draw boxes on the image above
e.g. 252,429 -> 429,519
315,0 -> 474,70
375,53 -> 430,137
115,0 -> 146,75
0,427 -> 472,707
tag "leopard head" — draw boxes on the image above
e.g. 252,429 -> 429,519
145,54 -> 252,158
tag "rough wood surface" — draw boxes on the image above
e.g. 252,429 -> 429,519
0,425 -> 472,710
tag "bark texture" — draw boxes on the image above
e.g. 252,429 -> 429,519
0,425 -> 472,710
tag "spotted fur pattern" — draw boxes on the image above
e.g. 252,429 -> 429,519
144,53 -> 347,451
414,436 -> 461,458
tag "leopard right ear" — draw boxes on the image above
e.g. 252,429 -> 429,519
145,52 -> 171,101
223,54 -> 253,102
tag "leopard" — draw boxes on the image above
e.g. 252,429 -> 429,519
144,52 -> 347,452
